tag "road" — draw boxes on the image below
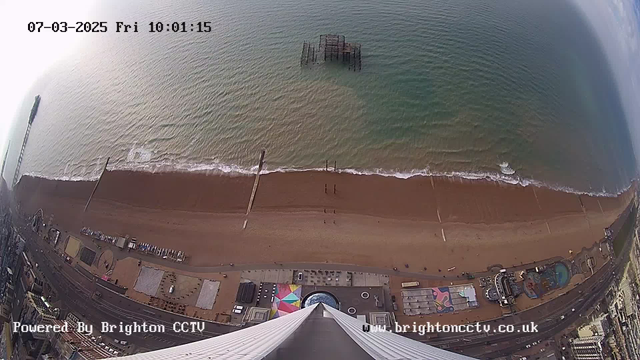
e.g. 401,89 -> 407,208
30,227 -> 623,358
419,205 -> 635,359
123,249 -> 564,282
454,255 -> 619,358
14,200 -> 636,358
18,222 -> 240,354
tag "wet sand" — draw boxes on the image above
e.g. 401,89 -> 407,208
14,171 -> 635,274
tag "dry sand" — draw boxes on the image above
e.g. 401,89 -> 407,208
14,171 -> 635,275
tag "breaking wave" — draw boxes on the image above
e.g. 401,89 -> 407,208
21,159 -> 633,198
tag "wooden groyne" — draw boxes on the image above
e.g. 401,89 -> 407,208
84,157 -> 110,213
244,150 -> 266,228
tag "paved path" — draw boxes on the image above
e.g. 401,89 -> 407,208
15,220 -> 239,355
14,199 -> 635,358
81,230 -> 566,282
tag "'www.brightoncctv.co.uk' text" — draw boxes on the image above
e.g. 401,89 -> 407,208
362,321 -> 539,336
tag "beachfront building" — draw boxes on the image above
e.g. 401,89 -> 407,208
112,303 -> 475,360
402,284 -> 479,316
492,270 -> 521,307
47,320 -> 113,359
22,292 -> 57,326
577,313 -> 610,338
10,293 -> 58,359
570,336 -> 605,360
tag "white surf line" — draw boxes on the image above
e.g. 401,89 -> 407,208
441,228 -> 447,242
532,187 -> 542,210
95,156 -> 102,176
437,209 -> 442,223
546,222 -> 551,234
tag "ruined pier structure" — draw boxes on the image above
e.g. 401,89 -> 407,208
301,34 -> 362,71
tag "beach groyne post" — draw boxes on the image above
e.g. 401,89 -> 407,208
84,157 -> 110,213
301,42 -> 307,67
244,150 -> 266,228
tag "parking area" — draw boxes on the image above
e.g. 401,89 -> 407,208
255,282 -> 278,308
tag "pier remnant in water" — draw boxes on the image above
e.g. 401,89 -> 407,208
13,95 -> 41,188
300,41 -> 317,67
300,34 -> 362,71
0,141 -> 10,181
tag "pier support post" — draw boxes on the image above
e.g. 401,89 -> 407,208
84,157 -> 110,213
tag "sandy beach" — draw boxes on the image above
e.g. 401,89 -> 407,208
14,171 -> 635,274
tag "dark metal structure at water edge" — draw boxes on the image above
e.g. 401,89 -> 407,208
301,34 -> 362,71
13,95 -> 41,187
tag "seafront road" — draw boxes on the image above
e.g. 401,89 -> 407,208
14,200 -> 635,358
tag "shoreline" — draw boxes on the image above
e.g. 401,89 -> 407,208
15,170 -> 635,225
14,169 -> 635,274
23,164 -> 635,198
